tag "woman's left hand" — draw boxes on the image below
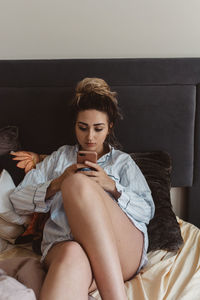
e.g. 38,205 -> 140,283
78,160 -> 116,194
10,151 -> 40,173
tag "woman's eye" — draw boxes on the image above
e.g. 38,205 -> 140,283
78,127 -> 103,132
79,127 -> 87,131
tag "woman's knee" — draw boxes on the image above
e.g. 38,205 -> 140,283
46,241 -> 90,268
44,241 -> 93,290
61,172 -> 90,193
61,173 -> 99,205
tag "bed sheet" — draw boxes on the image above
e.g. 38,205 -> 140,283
0,218 -> 199,300
91,218 -> 200,300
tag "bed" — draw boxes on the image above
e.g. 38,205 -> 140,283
0,58 -> 200,299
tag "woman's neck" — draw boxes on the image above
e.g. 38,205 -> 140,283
97,144 -> 110,160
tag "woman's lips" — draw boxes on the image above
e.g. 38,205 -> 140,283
86,143 -> 96,147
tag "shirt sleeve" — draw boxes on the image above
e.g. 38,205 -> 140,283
10,149 -> 59,215
115,157 -> 155,225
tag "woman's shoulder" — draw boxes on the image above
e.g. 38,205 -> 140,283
56,144 -> 76,153
36,144 -> 77,171
111,148 -> 133,161
50,144 -> 76,156
111,148 -> 136,167
40,144 -> 76,163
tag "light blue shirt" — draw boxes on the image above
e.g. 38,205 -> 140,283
10,144 -> 155,268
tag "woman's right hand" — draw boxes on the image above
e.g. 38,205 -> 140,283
59,163 -> 88,183
46,163 -> 87,199
10,151 -> 40,173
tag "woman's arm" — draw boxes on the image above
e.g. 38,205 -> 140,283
45,162 -> 90,199
10,149 -> 59,215
115,157 -> 155,224
10,146 -> 90,213
11,151 -> 65,200
46,177 -> 61,199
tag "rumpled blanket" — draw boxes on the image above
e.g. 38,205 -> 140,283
0,257 -> 46,299
0,268 -> 36,300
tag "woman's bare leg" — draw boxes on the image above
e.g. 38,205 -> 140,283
39,241 -> 93,300
61,173 -> 143,300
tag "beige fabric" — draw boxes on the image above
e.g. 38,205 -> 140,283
0,257 -> 46,299
91,218 -> 200,300
0,218 -> 199,300
0,217 -> 24,243
0,243 -> 39,261
0,269 -> 36,300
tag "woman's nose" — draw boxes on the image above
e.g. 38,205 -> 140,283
87,129 -> 94,140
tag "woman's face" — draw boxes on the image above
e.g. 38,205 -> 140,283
75,109 -> 111,156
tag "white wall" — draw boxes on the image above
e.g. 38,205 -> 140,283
1,0 -> 200,59
171,188 -> 187,219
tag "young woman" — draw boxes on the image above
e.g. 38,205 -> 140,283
10,78 -> 155,300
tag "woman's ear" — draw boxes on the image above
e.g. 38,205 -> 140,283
107,122 -> 113,136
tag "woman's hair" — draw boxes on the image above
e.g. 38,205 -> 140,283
70,77 -> 123,148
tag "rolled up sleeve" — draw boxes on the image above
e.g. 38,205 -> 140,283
115,158 -> 155,225
10,150 -> 58,215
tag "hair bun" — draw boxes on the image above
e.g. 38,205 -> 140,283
75,78 -> 117,101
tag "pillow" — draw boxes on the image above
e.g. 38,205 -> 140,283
0,126 -> 20,156
0,169 -> 32,244
130,151 -> 183,252
0,169 -> 29,226
0,126 -> 24,186
0,169 -> 33,243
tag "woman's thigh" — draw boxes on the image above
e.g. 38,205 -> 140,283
98,189 -> 144,280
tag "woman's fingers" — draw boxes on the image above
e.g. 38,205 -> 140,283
76,163 -> 90,170
16,158 -> 34,169
11,151 -> 32,161
79,170 -> 97,177
10,151 -> 30,156
11,151 -> 39,170
16,160 -> 28,169
12,155 -> 32,161
84,160 -> 100,171
25,161 -> 35,173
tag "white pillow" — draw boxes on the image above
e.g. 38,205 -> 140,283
0,169 -> 28,225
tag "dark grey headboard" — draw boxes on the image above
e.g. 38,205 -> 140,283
0,58 -> 200,227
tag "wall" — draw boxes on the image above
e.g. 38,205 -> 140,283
0,0 -> 200,59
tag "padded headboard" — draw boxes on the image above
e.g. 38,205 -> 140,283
0,58 -> 200,227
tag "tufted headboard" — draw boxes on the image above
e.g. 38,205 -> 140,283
0,58 -> 200,227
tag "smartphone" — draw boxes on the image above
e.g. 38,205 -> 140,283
77,151 -> 97,164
